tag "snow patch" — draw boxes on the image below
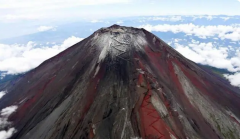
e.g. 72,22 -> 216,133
169,133 -> 177,139
93,27 -> 147,65
93,65 -> 100,77
136,68 -> 145,74
151,91 -> 168,117
97,40 -> 111,63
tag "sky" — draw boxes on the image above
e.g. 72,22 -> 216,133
1,0 -> 240,39
0,1 -> 240,138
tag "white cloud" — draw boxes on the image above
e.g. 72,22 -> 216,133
116,21 -> 123,24
206,15 -> 213,20
172,40 -> 240,87
230,42 -> 237,44
0,34 -> 84,139
0,106 -> 18,139
37,26 -> 55,32
0,117 -> 10,129
0,128 -> 16,139
221,17 -> 230,21
140,24 -> 240,41
149,16 -> 183,22
90,20 -> 103,23
175,44 -> 205,63
0,105 -> 18,129
0,106 -> 18,117
192,15 -> 216,21
174,41 -> 240,72
225,72 -> 240,87
0,36 -> 84,74
0,91 -> 6,99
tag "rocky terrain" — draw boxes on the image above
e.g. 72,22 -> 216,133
0,25 -> 240,139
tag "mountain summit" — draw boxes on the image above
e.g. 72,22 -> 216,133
1,25 -> 240,139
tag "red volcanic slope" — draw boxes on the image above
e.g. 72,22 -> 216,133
0,25 -> 240,139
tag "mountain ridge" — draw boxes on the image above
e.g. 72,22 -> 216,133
0,25 -> 240,139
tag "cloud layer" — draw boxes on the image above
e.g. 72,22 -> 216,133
0,36 -> 83,74
171,39 -> 240,87
0,128 -> 16,139
175,42 -> 240,72
140,24 -> 240,41
0,105 -> 18,139
149,16 -> 183,22
37,26 -> 55,32
224,73 -> 240,87
0,106 -> 18,117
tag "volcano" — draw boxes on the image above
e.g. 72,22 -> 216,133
1,25 -> 240,139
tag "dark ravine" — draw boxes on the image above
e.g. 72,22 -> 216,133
0,25 -> 240,139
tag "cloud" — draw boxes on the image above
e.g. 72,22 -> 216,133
116,21 -> 123,24
140,24 -> 240,41
221,17 -> 230,21
0,128 -> 16,139
150,16 -> 183,22
0,91 -> 6,99
37,26 -> 55,32
225,73 -> 240,87
0,74 -> 5,79
192,15 -> 216,21
0,105 -> 18,128
0,106 -> 18,139
0,106 -> 18,117
0,36 -> 84,74
90,20 -> 103,23
174,41 -> 240,72
206,15 -> 213,20
0,35 -> 82,138
172,40 -> 240,87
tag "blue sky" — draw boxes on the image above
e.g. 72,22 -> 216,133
1,0 -> 240,39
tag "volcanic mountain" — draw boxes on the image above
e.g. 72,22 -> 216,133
1,25 -> 240,139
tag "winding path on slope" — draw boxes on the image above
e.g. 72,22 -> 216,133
110,33 -> 167,139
